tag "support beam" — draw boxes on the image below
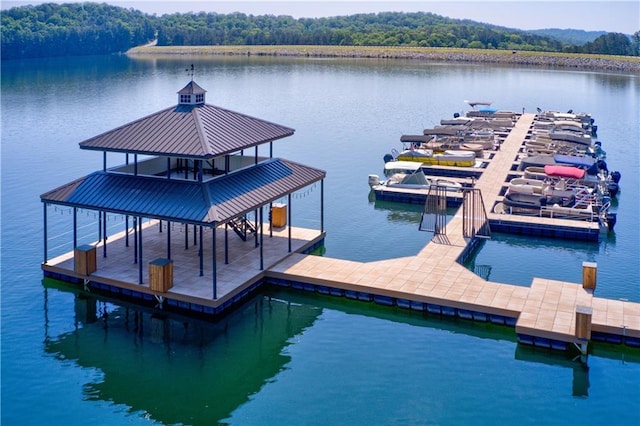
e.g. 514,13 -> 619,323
43,203 -> 48,264
138,216 -> 143,284
133,217 -> 137,264
167,221 -> 171,259
212,226 -> 217,299
102,211 -> 107,258
269,202 -> 273,238
260,207 -> 264,270
321,179 -> 324,233
224,223 -> 229,264
254,209 -> 259,248
73,207 -> 77,248
199,225 -> 203,276
288,193 -> 292,252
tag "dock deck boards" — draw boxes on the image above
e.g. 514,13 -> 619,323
44,113 -> 640,347
45,221 -> 324,307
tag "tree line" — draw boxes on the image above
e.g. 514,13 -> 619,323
2,3 -> 639,60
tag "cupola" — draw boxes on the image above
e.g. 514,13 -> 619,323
178,80 -> 206,105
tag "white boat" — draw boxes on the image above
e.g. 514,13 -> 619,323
506,177 -> 545,195
535,109 -> 598,135
415,129 -> 486,157
462,127 -> 497,150
506,177 -> 594,207
368,169 -> 462,192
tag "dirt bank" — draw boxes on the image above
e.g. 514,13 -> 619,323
127,45 -> 640,74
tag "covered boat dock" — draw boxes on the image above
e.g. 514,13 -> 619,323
42,80 -> 326,312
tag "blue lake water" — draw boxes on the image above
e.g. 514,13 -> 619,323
1,54 -> 639,424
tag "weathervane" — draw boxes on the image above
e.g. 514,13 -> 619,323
185,64 -> 195,81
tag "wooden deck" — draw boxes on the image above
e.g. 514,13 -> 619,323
44,220 -> 325,308
44,113 -> 640,349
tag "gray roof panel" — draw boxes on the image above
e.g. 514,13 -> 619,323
79,104 -> 294,158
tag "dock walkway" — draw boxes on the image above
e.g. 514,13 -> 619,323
268,113 -> 640,349
44,113 -> 640,350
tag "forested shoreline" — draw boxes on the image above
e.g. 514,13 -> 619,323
2,2 -> 639,61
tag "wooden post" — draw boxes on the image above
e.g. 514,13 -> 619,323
582,261 -> 597,291
149,258 -> 173,292
74,244 -> 97,275
271,203 -> 287,228
575,305 -> 593,341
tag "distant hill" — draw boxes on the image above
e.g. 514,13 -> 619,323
527,29 -> 610,45
1,3 -> 637,60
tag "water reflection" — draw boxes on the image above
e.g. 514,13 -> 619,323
369,195 -> 459,226
43,278 -> 321,424
43,278 -> 640,424
515,345 -> 590,397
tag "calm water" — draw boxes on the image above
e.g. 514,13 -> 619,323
2,55 -> 639,425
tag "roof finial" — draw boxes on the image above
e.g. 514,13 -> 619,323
185,64 -> 195,81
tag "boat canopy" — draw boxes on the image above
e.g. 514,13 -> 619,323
544,165 -> 585,179
400,134 -> 432,143
466,101 -> 492,108
553,154 -> 595,168
384,161 -> 421,175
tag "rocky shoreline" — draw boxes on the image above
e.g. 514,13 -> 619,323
128,45 -> 640,74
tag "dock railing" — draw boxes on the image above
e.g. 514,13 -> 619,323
462,188 -> 491,239
419,184 -> 449,235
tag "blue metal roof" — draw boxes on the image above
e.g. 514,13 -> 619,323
41,158 -> 325,225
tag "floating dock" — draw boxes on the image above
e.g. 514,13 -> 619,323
43,113 -> 640,352
373,113 -> 607,241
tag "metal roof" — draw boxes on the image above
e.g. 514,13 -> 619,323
41,158 -> 325,225
178,80 -> 206,95
79,103 -> 295,159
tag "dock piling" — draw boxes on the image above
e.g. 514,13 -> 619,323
582,262 -> 597,292
575,305 -> 593,356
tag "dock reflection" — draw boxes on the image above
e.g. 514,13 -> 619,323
42,278 -> 321,424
